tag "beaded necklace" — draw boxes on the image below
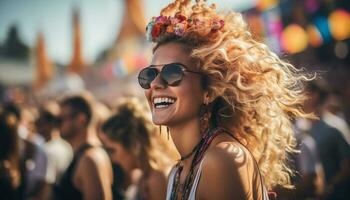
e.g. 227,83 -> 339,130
170,127 -> 224,200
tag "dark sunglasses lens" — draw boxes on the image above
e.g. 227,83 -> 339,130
138,68 -> 158,89
162,64 -> 184,86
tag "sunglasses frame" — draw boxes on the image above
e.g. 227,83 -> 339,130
138,63 -> 202,89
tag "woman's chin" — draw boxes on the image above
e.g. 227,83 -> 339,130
152,117 -> 170,126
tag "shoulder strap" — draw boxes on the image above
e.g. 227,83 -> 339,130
166,165 -> 179,200
188,159 -> 205,200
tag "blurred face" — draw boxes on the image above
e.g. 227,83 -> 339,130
144,43 -> 206,126
35,116 -> 52,140
59,105 -> 78,139
99,133 -> 137,173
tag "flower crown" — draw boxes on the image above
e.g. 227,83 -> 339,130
146,12 -> 225,42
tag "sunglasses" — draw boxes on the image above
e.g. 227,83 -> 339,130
55,112 -> 77,126
138,63 -> 202,89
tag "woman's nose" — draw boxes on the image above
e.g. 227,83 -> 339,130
150,74 -> 166,90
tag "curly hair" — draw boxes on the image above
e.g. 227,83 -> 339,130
151,0 -> 312,189
102,98 -> 177,173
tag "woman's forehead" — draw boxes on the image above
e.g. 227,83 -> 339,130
151,43 -> 192,66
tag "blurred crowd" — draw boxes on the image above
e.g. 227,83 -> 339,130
1,78 -> 349,200
0,92 -> 178,200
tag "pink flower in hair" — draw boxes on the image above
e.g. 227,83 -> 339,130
170,16 -> 180,25
155,16 -> 168,24
174,22 -> 187,36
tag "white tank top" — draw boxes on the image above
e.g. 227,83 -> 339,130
166,159 -> 270,200
166,159 -> 205,200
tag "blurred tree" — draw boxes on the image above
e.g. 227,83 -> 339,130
1,25 -> 29,60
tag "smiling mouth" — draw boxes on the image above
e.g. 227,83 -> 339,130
153,97 -> 176,109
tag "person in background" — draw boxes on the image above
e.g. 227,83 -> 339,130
276,117 -> 326,200
35,101 -> 73,198
3,102 -> 50,200
322,92 -> 350,146
303,79 -> 350,200
100,98 -> 177,200
0,108 -> 22,200
54,94 -> 113,200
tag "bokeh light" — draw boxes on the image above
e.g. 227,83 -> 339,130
307,25 -> 323,47
281,24 -> 308,54
256,0 -> 279,11
314,16 -> 331,44
328,9 -> 350,41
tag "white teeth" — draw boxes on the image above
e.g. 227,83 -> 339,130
157,105 -> 167,108
153,97 -> 176,108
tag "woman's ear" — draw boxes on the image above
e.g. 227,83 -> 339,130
203,91 -> 210,105
203,89 -> 218,105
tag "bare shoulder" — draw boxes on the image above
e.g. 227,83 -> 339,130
197,140 -> 255,199
81,146 -> 110,163
73,146 -> 113,199
204,139 -> 254,169
75,146 -> 112,178
145,169 -> 167,200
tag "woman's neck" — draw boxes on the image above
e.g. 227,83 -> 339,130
168,117 -> 202,166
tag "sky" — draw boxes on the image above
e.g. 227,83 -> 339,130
0,0 -> 256,64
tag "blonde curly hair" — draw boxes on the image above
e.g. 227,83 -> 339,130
151,0 -> 312,189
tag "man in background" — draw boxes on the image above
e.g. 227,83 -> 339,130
54,95 -> 113,200
304,80 -> 350,200
35,101 -> 73,197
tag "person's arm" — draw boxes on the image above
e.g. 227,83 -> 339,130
146,170 -> 167,200
28,142 -> 51,200
74,148 -> 113,200
296,140 -> 325,198
197,142 -> 254,200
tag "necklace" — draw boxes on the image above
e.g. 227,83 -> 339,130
180,140 -> 201,161
170,127 -> 224,200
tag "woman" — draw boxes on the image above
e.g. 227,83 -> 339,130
137,0 -> 310,199
100,98 -> 177,200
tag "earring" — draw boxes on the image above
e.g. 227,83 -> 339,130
159,125 -> 162,136
199,103 -> 212,134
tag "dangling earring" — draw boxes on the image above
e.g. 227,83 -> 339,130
159,125 -> 162,136
166,127 -> 170,140
199,103 -> 212,134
